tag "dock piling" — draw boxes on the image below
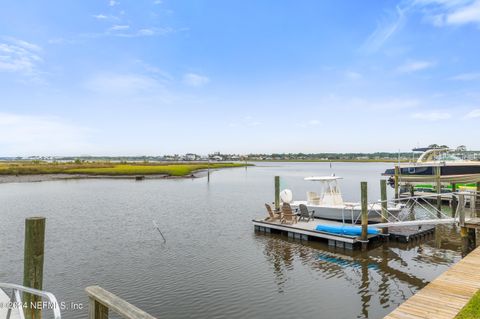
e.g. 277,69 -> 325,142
435,166 -> 442,214
476,182 -> 480,217
458,194 -> 476,255
394,166 -> 399,199
451,183 -> 458,217
274,176 -> 280,211
360,182 -> 368,250
380,180 -> 389,235
23,217 -> 46,319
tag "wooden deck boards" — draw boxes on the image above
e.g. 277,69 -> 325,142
385,246 -> 480,319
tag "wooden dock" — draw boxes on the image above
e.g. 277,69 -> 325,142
385,245 -> 480,319
253,218 -> 381,250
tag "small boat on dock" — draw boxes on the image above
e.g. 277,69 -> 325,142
285,176 -> 404,222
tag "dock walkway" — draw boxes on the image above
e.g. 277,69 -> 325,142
385,245 -> 480,319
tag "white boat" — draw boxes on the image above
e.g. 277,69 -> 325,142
383,147 -> 480,183
285,176 -> 403,223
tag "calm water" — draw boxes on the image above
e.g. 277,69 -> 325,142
0,162 -> 463,319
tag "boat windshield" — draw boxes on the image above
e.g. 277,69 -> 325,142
433,153 -> 463,161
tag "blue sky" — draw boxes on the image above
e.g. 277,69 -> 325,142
1,0 -> 480,156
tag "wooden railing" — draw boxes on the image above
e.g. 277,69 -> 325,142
85,286 -> 157,319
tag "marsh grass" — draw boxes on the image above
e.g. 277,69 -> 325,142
455,290 -> 480,319
0,162 -> 249,176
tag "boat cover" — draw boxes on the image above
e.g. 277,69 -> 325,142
315,224 -> 380,236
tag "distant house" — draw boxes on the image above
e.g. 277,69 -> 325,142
185,153 -> 198,161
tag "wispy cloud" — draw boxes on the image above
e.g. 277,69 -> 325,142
363,0 -> 480,52
84,73 -> 161,95
93,14 -> 108,20
413,0 -> 480,26
183,73 -> 210,87
0,37 -> 44,82
92,14 -> 119,22
0,113 -> 92,156
411,111 -> 451,121
465,109 -> 480,118
153,0 -> 162,4
85,26 -> 174,38
109,24 -> 130,31
134,59 -> 173,82
362,5 -> 409,52
109,0 -> 118,7
450,72 -> 480,81
396,60 -> 436,73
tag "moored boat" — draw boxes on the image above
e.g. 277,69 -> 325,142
383,147 -> 480,184
283,176 -> 403,222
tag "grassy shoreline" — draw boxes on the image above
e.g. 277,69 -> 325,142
0,162 -> 250,177
455,289 -> 480,318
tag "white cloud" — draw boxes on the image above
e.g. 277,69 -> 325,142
396,60 -> 436,73
88,26 -> 173,38
138,28 -> 156,36
85,73 -> 160,95
109,24 -> 130,31
362,5 -> 408,52
411,111 -> 451,121
465,109 -> 480,118
93,14 -> 108,20
450,72 -> 480,80
109,0 -> 118,6
183,73 -> 210,87
0,37 -> 43,81
363,0 -> 480,52
308,119 -> 320,125
153,0 -> 162,4
446,0 -> 480,25
413,0 -> 480,26
0,113 -> 92,156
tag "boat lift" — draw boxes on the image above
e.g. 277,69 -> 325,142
350,191 -> 478,229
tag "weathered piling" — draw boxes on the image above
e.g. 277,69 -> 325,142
476,182 -> 480,217
360,182 -> 368,250
274,176 -> 280,211
380,180 -> 389,235
435,166 -> 442,214
207,161 -> 210,182
451,183 -> 458,217
394,166 -> 399,199
458,194 -> 476,255
23,217 -> 46,319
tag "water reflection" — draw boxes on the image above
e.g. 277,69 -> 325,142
257,228 -> 462,319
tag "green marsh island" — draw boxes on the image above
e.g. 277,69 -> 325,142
0,161 -> 250,183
